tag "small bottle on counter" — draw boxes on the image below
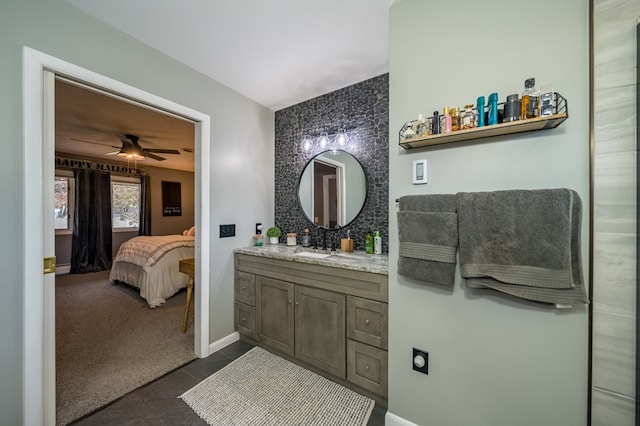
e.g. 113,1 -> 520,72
301,228 -> 311,247
365,229 -> 374,254
460,104 -> 476,130
286,232 -> 297,246
374,231 -> 382,254
442,106 -> 452,133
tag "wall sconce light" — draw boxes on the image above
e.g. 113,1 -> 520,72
300,129 -> 355,154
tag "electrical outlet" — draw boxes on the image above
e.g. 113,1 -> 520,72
219,224 -> 236,238
412,348 -> 428,375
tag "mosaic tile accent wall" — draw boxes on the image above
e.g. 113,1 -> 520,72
274,73 -> 389,252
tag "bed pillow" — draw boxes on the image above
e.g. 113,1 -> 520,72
187,226 -> 196,236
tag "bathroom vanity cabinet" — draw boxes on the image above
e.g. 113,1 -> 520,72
233,248 -> 389,400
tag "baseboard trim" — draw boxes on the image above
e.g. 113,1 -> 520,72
55,264 -> 71,275
208,332 -> 240,356
385,411 -> 419,426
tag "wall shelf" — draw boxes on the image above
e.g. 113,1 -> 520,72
398,92 -> 568,150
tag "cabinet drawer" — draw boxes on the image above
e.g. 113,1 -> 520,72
347,296 -> 388,349
347,340 -> 388,398
234,271 -> 256,306
234,302 -> 255,339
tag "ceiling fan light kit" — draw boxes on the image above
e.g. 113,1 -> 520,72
102,134 -> 181,162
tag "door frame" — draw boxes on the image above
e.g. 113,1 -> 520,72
23,46 -> 211,425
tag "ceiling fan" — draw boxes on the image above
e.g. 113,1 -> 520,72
104,134 -> 181,162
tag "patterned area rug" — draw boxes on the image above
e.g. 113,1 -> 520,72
180,346 -> 374,425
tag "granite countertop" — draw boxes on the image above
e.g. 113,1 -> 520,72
234,244 -> 388,275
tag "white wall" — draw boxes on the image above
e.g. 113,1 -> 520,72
0,0 -> 274,423
388,1 -> 589,425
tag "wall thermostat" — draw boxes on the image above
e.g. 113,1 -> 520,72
413,159 -> 427,184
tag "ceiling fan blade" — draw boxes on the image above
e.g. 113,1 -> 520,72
144,148 -> 181,154
69,138 -> 119,148
143,152 -> 166,161
104,150 -> 121,156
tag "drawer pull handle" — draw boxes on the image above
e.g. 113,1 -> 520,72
365,319 -> 370,325
241,317 -> 246,323
289,300 -> 293,304
242,286 -> 247,291
365,365 -> 370,372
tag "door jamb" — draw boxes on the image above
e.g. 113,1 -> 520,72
23,46 -> 211,425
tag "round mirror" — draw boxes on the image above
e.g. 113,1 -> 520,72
297,150 -> 367,228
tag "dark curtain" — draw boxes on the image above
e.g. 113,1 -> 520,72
70,169 -> 112,273
138,174 -> 152,236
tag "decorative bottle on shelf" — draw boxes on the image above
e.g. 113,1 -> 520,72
487,93 -> 499,125
476,96 -> 485,127
442,106 -> 452,133
460,104 -> 476,130
451,107 -> 461,131
520,78 -> 540,119
416,114 -> 429,137
431,111 -> 440,135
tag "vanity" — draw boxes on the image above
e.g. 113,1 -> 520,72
233,244 -> 389,402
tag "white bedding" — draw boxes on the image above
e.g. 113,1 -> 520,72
109,235 -> 195,308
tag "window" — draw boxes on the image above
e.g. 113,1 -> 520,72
111,176 -> 141,231
54,170 -> 74,235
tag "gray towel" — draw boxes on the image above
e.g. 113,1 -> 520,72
397,194 -> 458,287
457,188 -> 588,305
399,194 -> 457,213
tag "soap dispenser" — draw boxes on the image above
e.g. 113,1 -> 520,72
365,229 -> 374,254
374,231 -> 382,254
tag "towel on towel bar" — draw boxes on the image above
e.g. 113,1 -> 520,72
397,195 -> 458,287
456,188 -> 588,305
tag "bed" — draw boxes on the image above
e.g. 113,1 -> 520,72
109,234 -> 195,308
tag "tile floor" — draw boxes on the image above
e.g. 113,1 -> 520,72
71,339 -> 386,425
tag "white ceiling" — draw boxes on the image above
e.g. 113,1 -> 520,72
65,0 -> 393,111
57,0 -> 393,172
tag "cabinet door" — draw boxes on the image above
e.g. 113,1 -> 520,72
295,285 -> 346,379
256,276 -> 294,356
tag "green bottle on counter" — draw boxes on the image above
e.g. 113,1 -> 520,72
365,229 -> 374,254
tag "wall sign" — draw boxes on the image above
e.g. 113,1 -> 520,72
162,181 -> 182,216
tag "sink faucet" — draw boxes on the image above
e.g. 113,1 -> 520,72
317,227 -> 327,250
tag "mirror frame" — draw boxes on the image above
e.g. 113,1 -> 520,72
296,149 -> 368,230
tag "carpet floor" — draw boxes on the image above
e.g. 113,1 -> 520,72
180,346 -> 375,426
56,270 -> 196,425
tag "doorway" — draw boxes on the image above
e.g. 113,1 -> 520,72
312,157 -> 345,228
23,47 -> 211,426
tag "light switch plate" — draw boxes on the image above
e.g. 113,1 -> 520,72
413,159 -> 427,184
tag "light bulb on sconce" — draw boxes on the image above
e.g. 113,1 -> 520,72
335,129 -> 348,147
300,135 -> 314,153
317,132 -> 330,150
